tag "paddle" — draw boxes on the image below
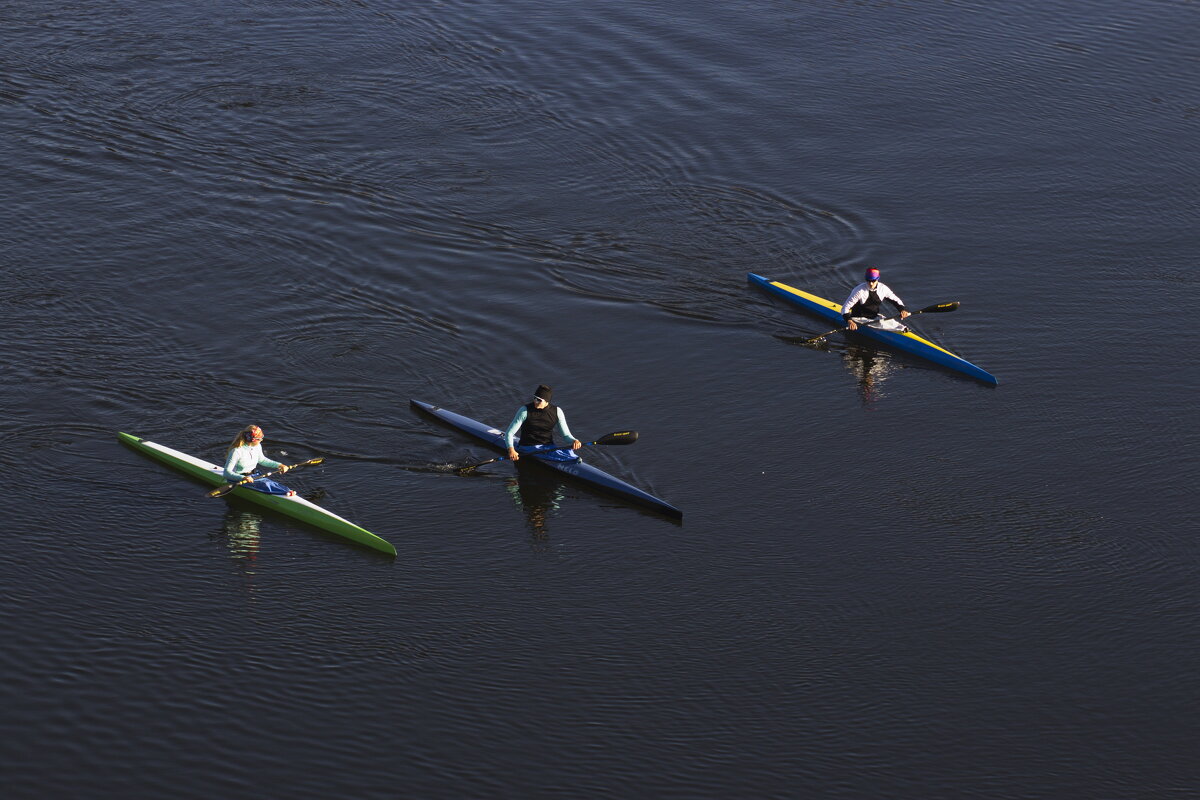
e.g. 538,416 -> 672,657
781,301 -> 961,345
207,457 -> 324,498
455,431 -> 638,474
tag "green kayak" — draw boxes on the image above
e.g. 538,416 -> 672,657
118,432 -> 396,556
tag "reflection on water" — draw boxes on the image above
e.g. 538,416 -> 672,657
504,462 -> 566,545
217,506 -> 262,565
840,345 -> 897,407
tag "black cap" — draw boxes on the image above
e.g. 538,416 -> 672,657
534,384 -> 553,403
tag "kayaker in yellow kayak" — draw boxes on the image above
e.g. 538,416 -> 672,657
842,267 -> 911,332
223,425 -> 294,496
504,385 -> 582,463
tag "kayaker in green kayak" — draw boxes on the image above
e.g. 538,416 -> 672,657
842,267 -> 910,332
223,425 -> 295,496
504,385 -> 582,462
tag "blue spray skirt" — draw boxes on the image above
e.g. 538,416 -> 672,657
243,475 -> 294,496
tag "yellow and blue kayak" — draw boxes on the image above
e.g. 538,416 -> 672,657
118,433 -> 397,556
748,273 -> 998,385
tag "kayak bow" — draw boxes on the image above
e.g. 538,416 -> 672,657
117,433 -> 396,556
411,400 -> 682,518
748,273 -> 998,385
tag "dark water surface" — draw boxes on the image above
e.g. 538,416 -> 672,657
3,0 -> 1197,797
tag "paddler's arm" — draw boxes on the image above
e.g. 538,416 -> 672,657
255,444 -> 286,473
882,284 -> 910,319
842,286 -> 867,330
222,449 -> 244,483
504,407 -> 526,461
556,409 -> 582,450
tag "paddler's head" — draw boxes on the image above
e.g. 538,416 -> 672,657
865,267 -> 880,286
243,425 -> 265,445
532,385 -> 553,409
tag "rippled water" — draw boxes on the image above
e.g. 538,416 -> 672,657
3,0 -> 1197,797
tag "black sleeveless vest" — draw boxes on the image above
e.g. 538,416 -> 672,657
519,403 -> 558,446
849,288 -> 883,318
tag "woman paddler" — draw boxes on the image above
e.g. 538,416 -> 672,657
842,267 -> 911,332
504,385 -> 582,463
223,425 -> 295,496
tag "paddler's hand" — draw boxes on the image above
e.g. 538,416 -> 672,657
508,447 -> 519,462
277,465 -> 289,473
571,439 -> 582,450
899,310 -> 911,320
847,319 -> 858,331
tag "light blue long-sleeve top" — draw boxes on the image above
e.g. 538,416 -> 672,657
503,406 -> 576,449
222,443 -> 282,482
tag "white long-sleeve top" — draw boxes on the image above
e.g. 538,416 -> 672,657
841,281 -> 906,321
222,443 -> 282,482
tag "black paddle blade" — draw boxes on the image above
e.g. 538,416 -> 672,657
771,333 -> 831,346
594,430 -> 638,446
919,301 -> 960,314
456,456 -> 502,474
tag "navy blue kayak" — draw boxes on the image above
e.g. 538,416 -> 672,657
748,272 -> 998,385
411,399 -> 682,518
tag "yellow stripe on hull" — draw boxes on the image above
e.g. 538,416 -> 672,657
749,272 -> 998,384
769,280 -> 962,358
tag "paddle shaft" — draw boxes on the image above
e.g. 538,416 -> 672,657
455,431 -> 637,473
208,457 -> 324,498
796,301 -> 960,344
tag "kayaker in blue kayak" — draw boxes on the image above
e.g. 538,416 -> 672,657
842,267 -> 910,332
504,385 -> 582,463
223,425 -> 294,496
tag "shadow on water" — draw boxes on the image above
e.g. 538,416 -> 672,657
409,454 -> 682,536
213,507 -> 263,593
407,457 -> 566,543
774,333 -> 898,407
206,490 -> 395,560
216,507 -> 263,563
839,344 -> 898,408
212,487 -> 329,564
505,460 -> 567,546
779,330 -> 988,403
